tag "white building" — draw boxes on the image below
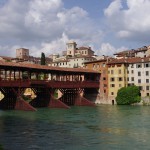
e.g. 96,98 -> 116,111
49,41 -> 96,68
127,57 -> 150,97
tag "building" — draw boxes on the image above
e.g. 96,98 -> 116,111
0,56 -> 13,62
49,41 -> 96,68
107,59 -> 128,104
16,48 -> 52,65
84,57 -> 110,104
127,57 -> 150,97
114,45 -> 150,59
16,48 -> 29,59
107,57 -> 150,104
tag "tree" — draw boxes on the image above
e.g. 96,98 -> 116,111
41,52 -> 46,65
116,85 -> 141,105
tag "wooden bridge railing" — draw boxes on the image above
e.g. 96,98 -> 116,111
0,79 -> 100,88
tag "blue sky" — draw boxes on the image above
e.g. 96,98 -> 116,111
0,0 -> 150,57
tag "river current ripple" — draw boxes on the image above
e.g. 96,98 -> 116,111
0,105 -> 150,150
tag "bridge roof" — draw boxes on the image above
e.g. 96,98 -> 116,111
0,60 -> 99,74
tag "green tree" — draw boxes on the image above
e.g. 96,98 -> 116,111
41,52 -> 46,65
116,85 -> 141,105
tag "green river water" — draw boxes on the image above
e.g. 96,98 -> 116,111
0,105 -> 150,150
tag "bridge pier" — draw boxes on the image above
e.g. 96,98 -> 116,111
0,87 -> 36,111
48,89 -> 70,109
29,87 -> 50,108
59,88 -> 95,107
0,87 -> 17,110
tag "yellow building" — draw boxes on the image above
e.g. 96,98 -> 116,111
107,59 -> 128,104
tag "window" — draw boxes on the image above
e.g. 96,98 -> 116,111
111,70 -> 114,74
68,44 -> 72,48
146,86 -> 149,90
147,93 -> 149,96
137,64 -> 142,68
93,64 -> 95,68
118,70 -> 121,74
119,84 -> 122,87
102,63 -> 106,67
110,78 -> 115,82
103,77 -> 106,80
111,84 -> 115,87
118,77 -> 122,81
146,79 -> 149,83
138,79 -> 141,83
146,71 -> 149,76
104,84 -> 107,87
104,90 -> 106,93
131,70 -> 134,74
131,77 -> 134,81
145,63 -> 149,68
131,64 -> 134,68
111,92 -> 114,95
138,72 -> 141,76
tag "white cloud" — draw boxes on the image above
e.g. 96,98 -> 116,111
0,0 -> 104,57
104,0 -> 150,41
98,43 -> 127,56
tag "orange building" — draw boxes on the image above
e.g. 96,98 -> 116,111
84,58 -> 110,104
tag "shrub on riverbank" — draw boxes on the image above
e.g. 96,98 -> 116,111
116,85 -> 141,105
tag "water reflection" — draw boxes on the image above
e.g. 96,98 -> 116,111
0,106 -> 150,150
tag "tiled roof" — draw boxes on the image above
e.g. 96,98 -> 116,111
107,58 -> 128,64
114,50 -> 135,56
107,57 -> 150,65
84,59 -> 107,64
0,60 -> 99,74
0,56 -> 14,60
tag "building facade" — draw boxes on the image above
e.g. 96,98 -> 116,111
127,57 -> 150,97
84,58 -> 110,104
107,59 -> 128,104
49,41 -> 96,68
16,48 -> 29,59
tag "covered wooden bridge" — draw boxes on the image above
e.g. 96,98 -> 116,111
0,61 -> 100,111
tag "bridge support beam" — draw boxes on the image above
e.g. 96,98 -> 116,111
48,89 -> 70,109
74,94 -> 95,106
13,88 -> 36,111
58,88 -> 95,107
48,96 -> 70,109
15,96 -> 37,111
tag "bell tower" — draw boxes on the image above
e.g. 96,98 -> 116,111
66,41 -> 77,57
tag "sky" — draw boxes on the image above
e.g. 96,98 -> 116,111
0,0 -> 150,57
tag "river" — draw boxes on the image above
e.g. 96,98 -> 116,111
0,105 -> 150,150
